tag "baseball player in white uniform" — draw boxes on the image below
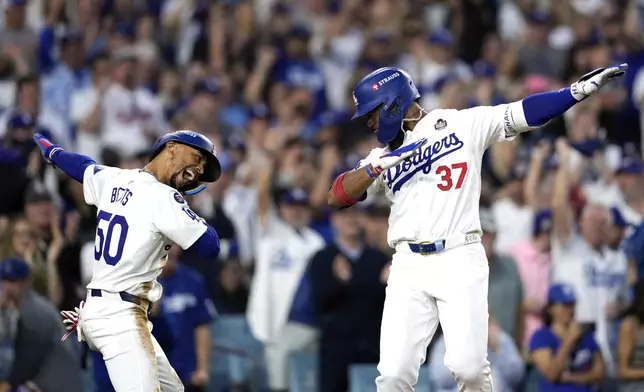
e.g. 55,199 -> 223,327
328,64 -> 628,391
33,130 -> 223,392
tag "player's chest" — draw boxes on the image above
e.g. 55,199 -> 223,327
382,131 -> 472,195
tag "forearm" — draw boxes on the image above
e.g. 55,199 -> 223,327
46,261 -> 63,307
327,167 -> 374,208
618,366 -> 644,380
194,325 -> 210,372
50,149 -> 96,183
548,341 -> 576,380
521,88 -> 578,128
566,367 -> 604,384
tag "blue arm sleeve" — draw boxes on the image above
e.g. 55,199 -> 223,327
50,149 -> 96,183
522,87 -> 578,127
38,27 -> 56,74
190,225 -> 221,259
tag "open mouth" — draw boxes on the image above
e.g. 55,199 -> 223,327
183,168 -> 197,183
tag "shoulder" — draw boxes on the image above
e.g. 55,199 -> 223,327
302,227 -> 326,247
529,327 -> 555,349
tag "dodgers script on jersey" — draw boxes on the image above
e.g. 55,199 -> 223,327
358,105 -> 519,246
83,165 -> 207,302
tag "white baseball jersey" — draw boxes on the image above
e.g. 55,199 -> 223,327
551,233 -> 628,374
357,105 -> 518,247
83,165 -> 207,302
100,83 -> 168,156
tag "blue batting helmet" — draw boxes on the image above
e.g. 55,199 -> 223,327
351,67 -> 420,143
150,130 -> 222,194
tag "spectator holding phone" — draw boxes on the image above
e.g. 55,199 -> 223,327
617,279 -> 644,391
529,283 -> 604,392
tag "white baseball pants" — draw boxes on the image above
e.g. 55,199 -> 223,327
376,242 -> 494,392
80,293 -> 184,392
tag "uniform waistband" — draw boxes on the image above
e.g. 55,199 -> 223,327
87,289 -> 150,312
395,232 -> 482,255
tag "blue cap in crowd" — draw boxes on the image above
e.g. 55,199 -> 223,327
60,29 -> 83,46
528,10 -> 550,25
428,29 -> 454,46
112,22 -> 135,39
533,209 -> 553,236
0,258 -> 30,282
616,157 -> 644,175
610,207 -> 628,228
6,0 -> 26,7
548,283 -> 576,304
194,78 -> 221,96
473,61 -> 496,79
289,24 -> 312,39
9,112 -> 35,129
280,188 -> 309,206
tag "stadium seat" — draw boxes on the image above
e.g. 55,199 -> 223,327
289,353 -> 318,392
209,316 -> 267,392
348,364 -> 433,392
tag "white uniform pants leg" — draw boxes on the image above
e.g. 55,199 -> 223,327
376,243 -> 493,392
376,263 -> 440,391
81,297 -> 185,392
435,244 -> 493,392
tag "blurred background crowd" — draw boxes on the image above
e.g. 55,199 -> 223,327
2,0 -> 644,391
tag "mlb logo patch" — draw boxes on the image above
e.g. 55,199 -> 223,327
372,83 -> 379,91
434,119 -> 447,130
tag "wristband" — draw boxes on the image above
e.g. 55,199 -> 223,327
332,173 -> 359,206
365,164 -> 377,179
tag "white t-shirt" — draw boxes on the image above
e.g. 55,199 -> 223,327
100,83 -> 167,156
83,166 -> 207,302
551,233 -> 628,375
492,198 -> 533,255
357,104 -> 518,247
247,210 -> 325,342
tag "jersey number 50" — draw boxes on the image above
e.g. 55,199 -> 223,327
95,210 -> 130,266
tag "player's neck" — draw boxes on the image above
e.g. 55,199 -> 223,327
143,162 -> 170,185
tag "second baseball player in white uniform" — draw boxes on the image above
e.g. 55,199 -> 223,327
33,130 -> 223,392
328,65 -> 627,391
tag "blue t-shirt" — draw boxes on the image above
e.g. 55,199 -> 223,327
158,265 -> 216,382
529,327 -> 600,392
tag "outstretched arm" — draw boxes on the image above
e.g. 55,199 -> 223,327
33,133 -> 96,183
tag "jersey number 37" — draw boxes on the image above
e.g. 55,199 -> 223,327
95,210 -> 129,266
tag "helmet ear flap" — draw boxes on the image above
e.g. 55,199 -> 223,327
377,97 -> 405,144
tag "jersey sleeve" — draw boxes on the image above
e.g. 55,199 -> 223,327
355,147 -> 386,195
82,165 -> 122,206
529,328 -> 554,352
153,190 -> 208,250
460,104 -> 519,151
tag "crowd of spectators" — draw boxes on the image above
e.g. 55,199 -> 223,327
2,0 -> 644,391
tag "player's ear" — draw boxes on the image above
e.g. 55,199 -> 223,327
166,142 -> 176,156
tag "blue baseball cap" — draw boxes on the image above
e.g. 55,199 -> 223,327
6,0 -> 27,6
280,188 -> 309,206
473,61 -> 496,79
194,78 -> 221,96
533,209 -> 553,236
0,258 -> 30,282
9,112 -> 35,129
610,207 -> 628,228
616,157 -> 644,175
428,29 -> 454,46
548,283 -> 576,304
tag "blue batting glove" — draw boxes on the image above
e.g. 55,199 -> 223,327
33,133 -> 62,167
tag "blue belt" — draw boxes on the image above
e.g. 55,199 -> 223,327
90,289 -> 149,309
408,240 -> 446,255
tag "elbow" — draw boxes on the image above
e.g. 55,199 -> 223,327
327,191 -> 343,209
192,227 -> 221,259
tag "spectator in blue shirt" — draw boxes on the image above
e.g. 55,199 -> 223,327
529,283 -> 605,392
158,245 -> 217,392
